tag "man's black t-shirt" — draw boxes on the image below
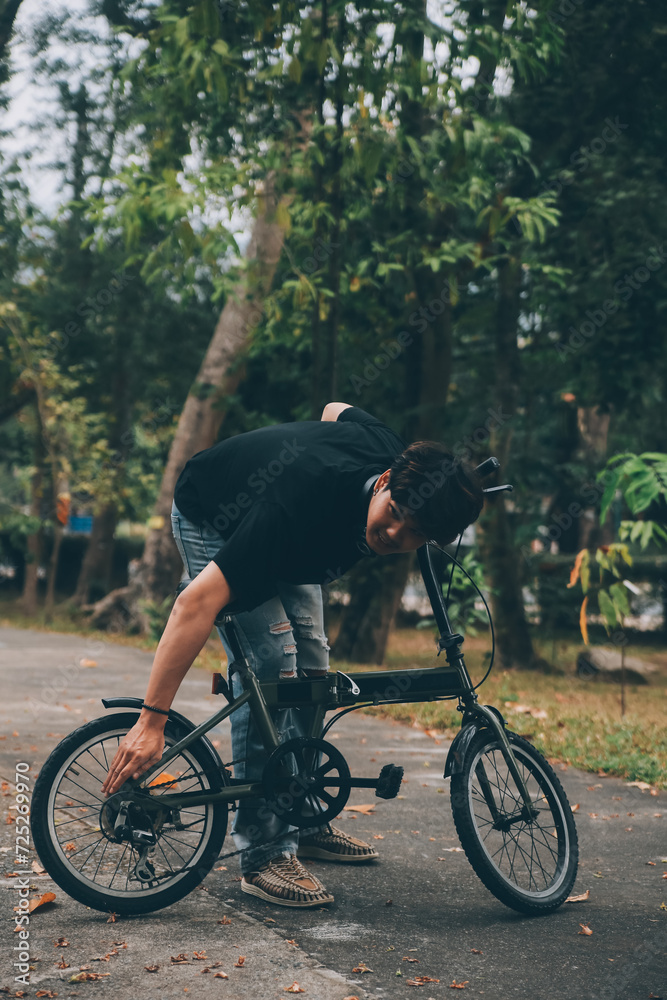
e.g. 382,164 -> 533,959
173,407 -> 406,611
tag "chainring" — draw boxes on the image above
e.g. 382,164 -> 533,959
262,737 -> 351,828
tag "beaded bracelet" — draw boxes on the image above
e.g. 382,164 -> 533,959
142,703 -> 169,717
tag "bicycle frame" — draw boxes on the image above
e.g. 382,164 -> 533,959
103,541 -> 535,818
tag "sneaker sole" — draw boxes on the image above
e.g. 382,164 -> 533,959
297,846 -> 379,863
241,878 -> 334,908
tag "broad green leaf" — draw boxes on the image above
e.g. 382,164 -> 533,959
597,589 -> 618,631
609,582 -> 630,618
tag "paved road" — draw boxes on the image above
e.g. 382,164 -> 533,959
0,626 -> 665,1000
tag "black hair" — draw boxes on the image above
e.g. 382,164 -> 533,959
388,441 -> 484,545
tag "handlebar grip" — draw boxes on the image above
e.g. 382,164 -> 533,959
474,457 -> 500,478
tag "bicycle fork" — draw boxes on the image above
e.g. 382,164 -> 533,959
470,705 -> 539,826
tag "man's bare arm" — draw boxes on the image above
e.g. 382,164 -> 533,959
321,402 -> 352,421
101,561 -> 233,796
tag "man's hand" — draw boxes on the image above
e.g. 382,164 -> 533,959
101,718 -> 166,797
321,402 -> 352,421
99,561 -> 233,797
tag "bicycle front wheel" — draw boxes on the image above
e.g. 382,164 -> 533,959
31,713 -> 228,915
450,729 -> 578,914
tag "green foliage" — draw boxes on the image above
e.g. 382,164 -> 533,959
417,551 -> 488,637
599,452 -> 667,549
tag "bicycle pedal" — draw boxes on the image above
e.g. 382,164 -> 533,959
375,763 -> 404,800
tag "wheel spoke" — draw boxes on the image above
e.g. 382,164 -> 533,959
39,722 -> 225,909
460,736 -> 572,901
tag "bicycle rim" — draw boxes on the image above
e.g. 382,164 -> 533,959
465,736 -> 572,899
45,725 -> 218,904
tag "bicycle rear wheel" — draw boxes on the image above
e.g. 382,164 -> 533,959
450,729 -> 578,914
31,713 -> 228,915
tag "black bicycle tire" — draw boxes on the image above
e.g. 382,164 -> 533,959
450,729 -> 578,914
31,713 -> 228,915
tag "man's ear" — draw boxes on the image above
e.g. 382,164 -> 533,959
377,469 -> 391,491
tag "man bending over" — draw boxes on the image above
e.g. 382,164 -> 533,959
101,403 -> 484,907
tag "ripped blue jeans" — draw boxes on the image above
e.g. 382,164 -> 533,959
170,501 -> 330,873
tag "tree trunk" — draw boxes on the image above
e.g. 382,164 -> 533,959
72,501 -> 117,604
477,258 -> 539,669
332,553 -> 413,664
73,316 -> 132,606
45,476 -> 69,620
0,0 -> 24,60
86,173 -> 287,627
22,426 -> 44,616
576,405 -> 612,550
332,0 -> 431,657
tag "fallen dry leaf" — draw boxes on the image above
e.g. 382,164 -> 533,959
171,954 -> 190,964
144,965 -> 159,973
35,992 -> 57,998
264,917 -> 275,923
471,948 -> 483,954
343,804 -> 376,815
578,924 -> 593,936
352,963 -> 373,974
69,972 -> 110,982
64,843 -> 76,852
385,899 -> 393,906
214,866 -> 227,871
213,972 -> 229,979
450,982 -> 469,989
106,912 -> 117,923
286,939 -> 298,947
217,915 -> 232,925
566,890 -> 591,903
31,860 -> 47,875
373,835 -> 384,840
626,780 -> 652,791
660,902 -> 667,911
407,976 -> 440,986
79,658 -> 97,668
192,951 -> 207,961
571,803 -> 580,812
234,956 -> 246,968
647,861 -> 657,866
403,956 -> 420,963
284,985 -> 305,994
55,958 -> 69,969
54,937 -> 69,948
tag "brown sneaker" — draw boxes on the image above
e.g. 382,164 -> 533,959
241,854 -> 334,908
297,826 -> 379,863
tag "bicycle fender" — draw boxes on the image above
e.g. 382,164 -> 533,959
100,697 -> 223,769
444,722 -> 482,778
444,706 -> 507,778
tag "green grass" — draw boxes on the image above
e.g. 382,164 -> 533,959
354,630 -> 667,789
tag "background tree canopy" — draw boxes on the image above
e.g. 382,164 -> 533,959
1,0 -> 666,664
